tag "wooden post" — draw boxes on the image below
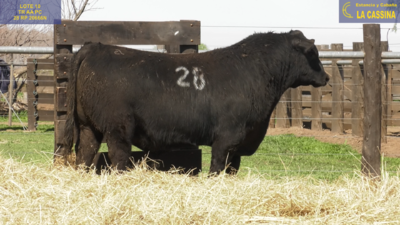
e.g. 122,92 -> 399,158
331,44 -> 344,134
54,22 -> 74,164
352,42 -> 364,136
381,42 -> 388,143
291,87 -> 303,128
8,54 -> 14,126
276,90 -> 291,128
362,24 -> 381,177
311,87 -> 322,130
27,60 -> 36,131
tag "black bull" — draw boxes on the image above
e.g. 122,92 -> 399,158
62,30 -> 329,174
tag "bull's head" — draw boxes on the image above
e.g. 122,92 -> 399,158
289,30 -> 330,88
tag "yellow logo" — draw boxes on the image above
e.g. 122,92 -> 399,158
342,2 -> 353,18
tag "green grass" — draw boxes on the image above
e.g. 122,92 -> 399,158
0,111 -> 28,123
1,125 -> 400,181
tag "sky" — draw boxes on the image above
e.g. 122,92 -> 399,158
79,0 -> 400,51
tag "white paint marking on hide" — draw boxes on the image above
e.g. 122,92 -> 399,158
192,67 -> 206,90
174,31 -> 179,36
176,66 -> 190,87
114,49 -> 124,55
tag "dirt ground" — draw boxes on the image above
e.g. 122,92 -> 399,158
267,127 -> 400,158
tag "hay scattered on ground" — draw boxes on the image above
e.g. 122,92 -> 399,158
0,156 -> 399,224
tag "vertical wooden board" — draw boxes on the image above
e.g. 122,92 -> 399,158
55,120 -> 65,145
352,42 -> 364,136
387,67 -> 393,126
381,43 -> 389,143
27,63 -> 36,131
311,87 -> 322,130
362,24 -> 381,177
56,87 -> 67,112
54,23 -> 73,160
291,87 -> 302,127
351,61 -> 364,136
55,54 -> 72,79
276,90 -> 290,128
331,43 -> 344,134
331,61 -> 344,133
269,109 -> 276,129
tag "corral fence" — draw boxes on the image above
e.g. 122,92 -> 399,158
1,22 -> 398,177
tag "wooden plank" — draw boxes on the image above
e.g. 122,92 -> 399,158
276,90 -> 290,128
381,42 -> 388,143
290,88 -> 302,127
387,66 -> 393,126
311,87 -> 322,130
391,102 -> 400,112
37,104 -> 54,111
300,85 -> 332,92
37,59 -> 54,63
331,43 -> 344,134
55,120 -> 66,145
392,69 -> 400,79
36,86 -> 54,94
362,24 -> 381,177
33,76 -> 54,87
303,109 -> 353,125
37,110 -> 55,121
391,85 -> 400,95
56,87 -> 67,112
29,94 -> 54,105
351,41 -> 364,136
27,62 -> 54,70
27,63 -> 36,131
351,61 -> 364,137
54,23 -> 73,163
56,20 -> 201,45
302,100 -> 352,112
55,54 -> 72,79
269,108 -> 276,128
35,70 -> 54,76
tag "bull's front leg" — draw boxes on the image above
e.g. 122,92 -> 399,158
225,155 -> 241,175
210,139 -> 239,175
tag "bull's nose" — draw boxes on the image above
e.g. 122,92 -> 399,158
325,74 -> 330,83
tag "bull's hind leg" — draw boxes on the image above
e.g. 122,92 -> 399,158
106,126 -> 133,171
75,125 -> 103,167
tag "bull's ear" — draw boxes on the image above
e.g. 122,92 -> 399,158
292,38 -> 314,54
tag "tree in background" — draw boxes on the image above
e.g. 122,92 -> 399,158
0,0 -> 99,107
198,43 -> 208,51
387,0 -> 400,32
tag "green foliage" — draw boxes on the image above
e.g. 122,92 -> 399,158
0,111 -> 28,123
198,43 -> 208,50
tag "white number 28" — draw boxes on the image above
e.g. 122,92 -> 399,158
176,66 -> 206,90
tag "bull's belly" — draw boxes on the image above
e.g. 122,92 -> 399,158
131,131 -> 211,152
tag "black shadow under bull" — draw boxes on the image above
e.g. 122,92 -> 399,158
62,30 -> 329,174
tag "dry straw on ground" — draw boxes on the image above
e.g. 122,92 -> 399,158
0,156 -> 399,224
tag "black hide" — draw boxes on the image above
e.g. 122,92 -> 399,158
63,30 -> 329,174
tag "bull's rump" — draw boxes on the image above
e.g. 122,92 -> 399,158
75,44 -> 261,147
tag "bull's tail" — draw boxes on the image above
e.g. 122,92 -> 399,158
63,44 -> 90,158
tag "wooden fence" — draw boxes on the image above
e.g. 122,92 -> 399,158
26,58 -> 55,130
270,42 -> 400,141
